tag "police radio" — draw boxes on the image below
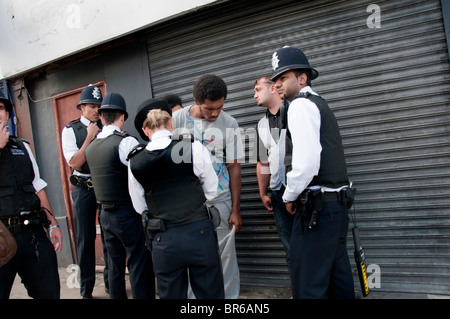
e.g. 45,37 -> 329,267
352,226 -> 369,297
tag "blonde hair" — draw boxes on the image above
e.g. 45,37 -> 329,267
143,109 -> 172,130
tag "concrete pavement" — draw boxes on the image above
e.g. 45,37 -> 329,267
9,265 -> 293,299
8,265 -> 450,299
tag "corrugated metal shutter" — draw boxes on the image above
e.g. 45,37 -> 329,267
145,0 -> 450,294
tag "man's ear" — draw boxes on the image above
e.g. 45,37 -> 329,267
297,73 -> 308,86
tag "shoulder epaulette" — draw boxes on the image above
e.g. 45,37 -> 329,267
9,136 -> 30,145
114,131 -> 139,142
171,133 -> 194,142
127,143 -> 146,160
65,118 -> 81,128
293,91 -> 311,100
113,131 -> 130,138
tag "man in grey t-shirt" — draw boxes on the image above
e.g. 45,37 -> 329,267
173,74 -> 244,299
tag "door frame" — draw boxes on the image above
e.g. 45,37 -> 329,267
51,81 -> 107,263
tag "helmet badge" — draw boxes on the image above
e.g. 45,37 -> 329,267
92,86 -> 101,100
272,52 -> 280,71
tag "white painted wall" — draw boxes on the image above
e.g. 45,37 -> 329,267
0,0 -> 216,79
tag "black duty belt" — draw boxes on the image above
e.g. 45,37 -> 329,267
69,175 -> 94,189
98,202 -> 131,212
1,211 -> 50,235
321,191 -> 340,202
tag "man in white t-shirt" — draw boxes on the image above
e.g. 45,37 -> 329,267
173,74 -> 244,299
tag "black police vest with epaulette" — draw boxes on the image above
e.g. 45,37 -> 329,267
84,131 -> 133,204
282,92 -> 348,189
0,137 -> 41,218
65,119 -> 102,174
129,137 -> 207,225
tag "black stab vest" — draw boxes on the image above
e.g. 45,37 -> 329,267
283,92 -> 349,189
84,131 -> 133,204
129,139 -> 207,224
0,137 -> 41,218
65,119 -> 102,174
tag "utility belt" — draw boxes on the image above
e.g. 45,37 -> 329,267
98,202 -> 131,212
297,187 -> 356,229
1,210 -> 50,235
69,175 -> 94,189
141,205 -> 219,251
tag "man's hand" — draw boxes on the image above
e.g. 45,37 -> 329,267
228,210 -> 243,233
261,194 -> 273,212
285,201 -> 297,215
49,226 -> 63,252
86,122 -> 100,143
37,189 -> 63,252
228,161 -> 243,233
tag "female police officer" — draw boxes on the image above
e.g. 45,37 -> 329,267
128,99 -> 224,299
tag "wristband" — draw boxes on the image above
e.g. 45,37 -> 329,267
49,225 -> 60,230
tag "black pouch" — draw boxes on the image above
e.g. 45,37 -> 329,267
141,211 -> 165,251
147,218 -> 166,232
341,187 -> 357,209
308,190 -> 324,229
69,175 -> 81,187
298,189 -> 313,218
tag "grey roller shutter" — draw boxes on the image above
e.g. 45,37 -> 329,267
145,0 -> 450,295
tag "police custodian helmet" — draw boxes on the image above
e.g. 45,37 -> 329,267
98,92 -> 128,121
76,84 -> 103,110
271,46 -> 319,81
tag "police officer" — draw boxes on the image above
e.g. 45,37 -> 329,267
61,84 -> 108,298
85,93 -> 155,299
0,94 -> 63,299
270,46 -> 355,299
128,99 -> 224,299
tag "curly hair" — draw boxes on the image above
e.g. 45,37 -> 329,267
192,74 -> 227,104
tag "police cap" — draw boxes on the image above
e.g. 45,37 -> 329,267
76,85 -> 103,110
271,46 -> 319,81
98,92 -> 128,121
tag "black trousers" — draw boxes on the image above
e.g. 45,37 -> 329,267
0,227 -> 60,299
151,218 -> 224,299
100,204 -> 155,299
72,185 -> 108,297
290,200 -> 355,299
